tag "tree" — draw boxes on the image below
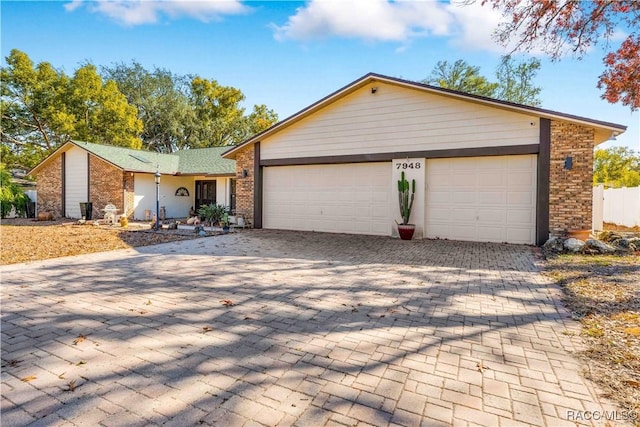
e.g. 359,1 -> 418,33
495,56 -> 542,106
1,49 -> 142,169
102,62 -> 279,151
424,59 -> 498,98
189,77 -> 278,147
101,61 -> 195,152
481,0 -> 640,110
423,56 -> 542,106
593,147 -> 640,188
0,164 -> 29,218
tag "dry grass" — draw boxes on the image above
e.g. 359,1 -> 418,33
543,251 -> 640,416
0,218 -> 199,265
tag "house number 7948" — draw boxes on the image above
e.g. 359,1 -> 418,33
395,162 -> 421,169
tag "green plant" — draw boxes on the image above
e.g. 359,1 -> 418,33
0,165 -> 29,218
197,203 -> 226,227
397,171 -> 415,225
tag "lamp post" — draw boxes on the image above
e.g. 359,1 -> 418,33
154,166 -> 161,231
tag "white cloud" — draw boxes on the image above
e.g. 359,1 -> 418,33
445,0 -> 506,53
65,0 -> 249,26
273,0 -> 452,42
271,0 -> 538,55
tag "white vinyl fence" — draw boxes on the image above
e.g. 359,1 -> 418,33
593,184 -> 640,230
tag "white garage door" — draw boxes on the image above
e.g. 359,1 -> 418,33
263,163 -> 391,235
426,155 -> 536,244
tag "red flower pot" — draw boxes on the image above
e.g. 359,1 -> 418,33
397,224 -> 416,240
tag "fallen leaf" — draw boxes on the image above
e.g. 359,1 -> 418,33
220,299 -> 234,307
64,380 -> 76,392
58,372 -> 66,379
201,326 -> 213,333
623,379 -> 640,388
145,299 -> 152,305
623,327 -> 640,336
6,359 -> 22,368
72,335 -> 86,345
476,361 -> 490,373
76,360 -> 86,366
21,376 -> 36,382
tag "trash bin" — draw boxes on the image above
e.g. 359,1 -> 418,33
79,202 -> 93,220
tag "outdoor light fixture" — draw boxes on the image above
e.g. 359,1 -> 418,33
371,87 -> 378,94
609,131 -> 618,141
154,166 -> 161,231
242,169 -> 248,178
564,156 -> 573,170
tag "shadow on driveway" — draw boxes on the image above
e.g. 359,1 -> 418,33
1,230 -> 620,426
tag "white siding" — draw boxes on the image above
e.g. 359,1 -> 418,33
261,84 -> 539,160
263,163 -> 391,235
132,175 -> 231,220
64,146 -> 88,218
425,155 -> 537,244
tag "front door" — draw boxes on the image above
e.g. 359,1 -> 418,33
195,180 -> 216,208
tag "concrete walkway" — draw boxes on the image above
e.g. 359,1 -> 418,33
1,230 -> 622,426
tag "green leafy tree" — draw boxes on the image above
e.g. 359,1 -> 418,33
1,49 -> 142,169
495,56 -> 542,106
101,61 -> 195,152
593,147 -> 640,188
424,59 -> 498,98
0,164 -> 29,218
423,56 -> 542,106
102,63 -> 278,151
190,77 -> 278,147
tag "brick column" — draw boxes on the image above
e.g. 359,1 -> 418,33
35,156 -> 63,217
234,144 -> 255,226
549,121 -> 595,236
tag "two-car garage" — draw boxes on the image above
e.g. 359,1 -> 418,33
262,154 -> 537,244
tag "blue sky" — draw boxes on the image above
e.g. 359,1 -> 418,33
2,0 -> 638,150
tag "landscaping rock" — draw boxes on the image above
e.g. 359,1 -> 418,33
583,239 -> 616,254
598,230 -> 623,243
564,238 -> 585,252
628,237 -> 640,251
543,237 -> 565,253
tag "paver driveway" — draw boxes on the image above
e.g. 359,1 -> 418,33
1,230 -> 622,426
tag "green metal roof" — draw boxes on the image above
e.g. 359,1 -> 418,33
71,141 -> 235,176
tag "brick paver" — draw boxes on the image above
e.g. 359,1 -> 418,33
1,230 -> 627,426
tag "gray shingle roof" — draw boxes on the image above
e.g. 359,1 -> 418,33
71,141 -> 235,175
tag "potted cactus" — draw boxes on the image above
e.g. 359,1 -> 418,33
396,171 -> 416,240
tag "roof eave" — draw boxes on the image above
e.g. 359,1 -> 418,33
222,72 -> 627,159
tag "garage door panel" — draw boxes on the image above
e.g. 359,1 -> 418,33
478,227 -> 505,241
507,209 -> 535,224
478,172 -> 507,187
452,192 -> 476,204
477,208 -> 506,223
426,155 -> 536,244
508,191 -> 534,205
264,163 -> 391,235
477,191 -> 507,204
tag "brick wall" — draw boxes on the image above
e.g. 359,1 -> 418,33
35,155 -> 63,217
549,121 -> 595,236
123,173 -> 135,219
89,155 -> 123,220
234,145 -> 254,225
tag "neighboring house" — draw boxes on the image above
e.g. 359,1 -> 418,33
223,72 -> 627,245
29,141 -> 237,220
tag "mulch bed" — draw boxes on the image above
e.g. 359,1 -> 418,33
0,218 -> 200,265
542,251 -> 640,417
